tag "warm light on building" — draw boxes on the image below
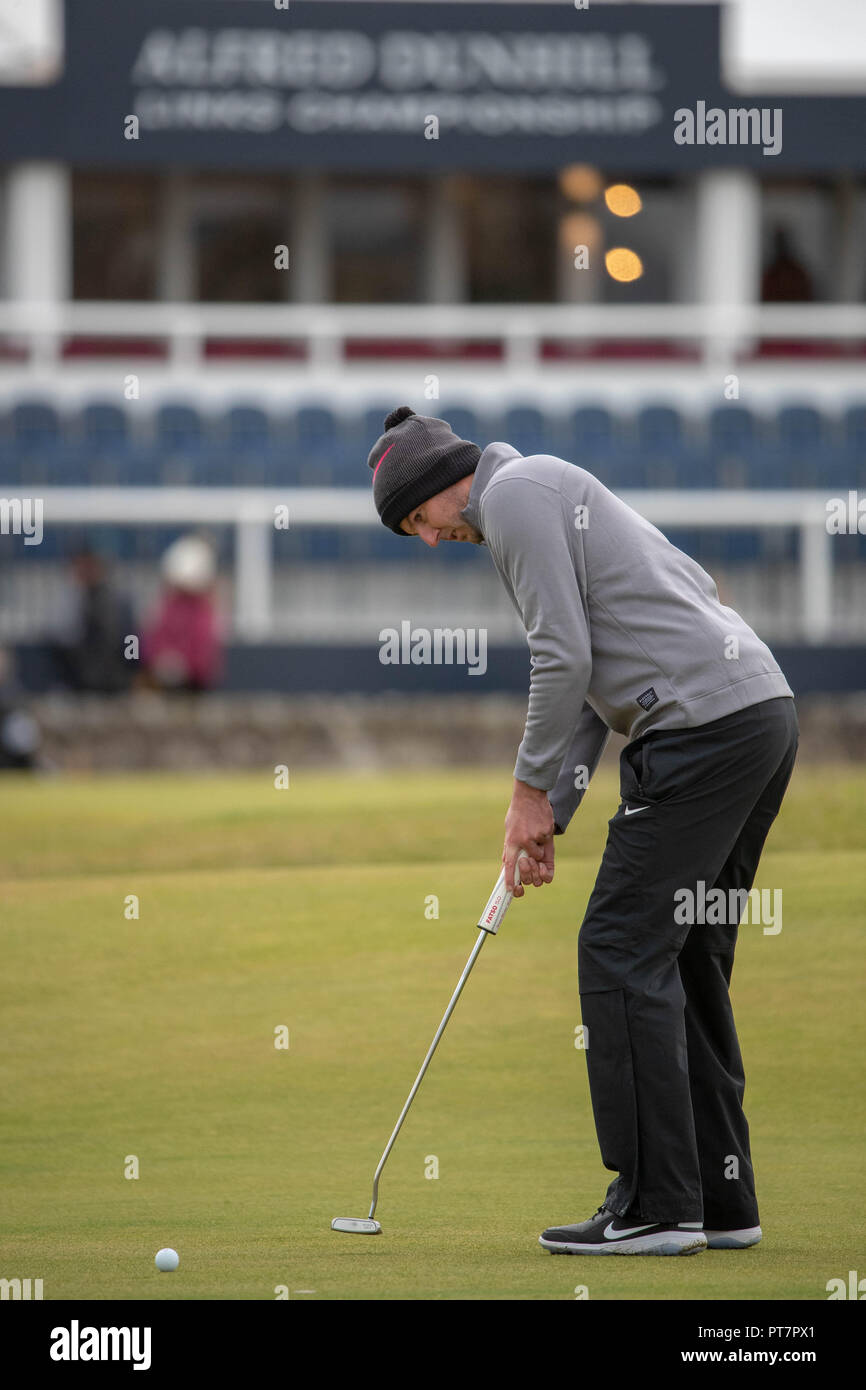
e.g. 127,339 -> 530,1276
558,212 -> 602,253
604,184 -> 643,217
605,247 -> 644,282
558,164 -> 603,204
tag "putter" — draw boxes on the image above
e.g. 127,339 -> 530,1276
332,851 -> 531,1236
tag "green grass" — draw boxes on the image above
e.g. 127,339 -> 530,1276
0,764 -> 863,1300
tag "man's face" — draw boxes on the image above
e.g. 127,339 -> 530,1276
399,476 -> 481,546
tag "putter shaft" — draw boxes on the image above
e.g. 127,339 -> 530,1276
366,855 -> 527,1221
368,927 -> 489,1220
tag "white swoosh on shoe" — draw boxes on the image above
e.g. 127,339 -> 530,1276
603,1221 -> 656,1239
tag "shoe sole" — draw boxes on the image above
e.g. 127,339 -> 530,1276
705,1227 -> 762,1249
539,1232 -> 708,1256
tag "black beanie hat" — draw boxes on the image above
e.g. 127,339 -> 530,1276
367,406 -> 481,536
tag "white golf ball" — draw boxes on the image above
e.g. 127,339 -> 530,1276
155,1247 -> 179,1272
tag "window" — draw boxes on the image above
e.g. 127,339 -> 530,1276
326,180 -> 424,302
72,172 -> 159,300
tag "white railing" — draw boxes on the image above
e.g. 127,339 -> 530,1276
22,486 -> 837,642
1,302 -> 865,372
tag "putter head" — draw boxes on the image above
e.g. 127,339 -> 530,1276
331,1217 -> 382,1235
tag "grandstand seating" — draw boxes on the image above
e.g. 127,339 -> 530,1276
2,396 -> 862,491
1,396 -> 862,568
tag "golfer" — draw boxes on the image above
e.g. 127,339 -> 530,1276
367,406 -> 798,1257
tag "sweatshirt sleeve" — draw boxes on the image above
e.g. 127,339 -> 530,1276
547,702 -> 611,835
481,475 -> 594,790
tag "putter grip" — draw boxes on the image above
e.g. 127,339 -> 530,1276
477,852 -> 531,935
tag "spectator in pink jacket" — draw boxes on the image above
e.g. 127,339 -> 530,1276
141,534 -> 224,692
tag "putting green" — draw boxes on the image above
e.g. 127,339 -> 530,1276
0,765 -> 862,1300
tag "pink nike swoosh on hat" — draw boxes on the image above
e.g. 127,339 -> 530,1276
372,442 -> 395,479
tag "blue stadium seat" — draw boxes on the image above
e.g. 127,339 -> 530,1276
707,405 -> 764,489
196,452 -> 240,487
724,531 -> 764,562
763,404 -> 827,488
261,430 -> 295,487
745,452 -> 792,489
296,527 -> 342,562
502,405 -> 550,458
217,406 -> 272,484
644,455 -> 682,489
13,399 -> 61,448
62,401 -> 132,486
440,406 -> 481,445
157,403 -> 235,486
609,450 -> 649,489
158,453 -> 199,487
561,405 -> 617,485
225,405 -> 270,451
838,404 -> 866,492
708,405 -> 758,452
156,403 -> 204,451
362,405 -> 394,447
815,446 -> 859,491
227,451 -> 269,487
263,450 -> 298,488
31,527 -> 62,559
294,405 -> 341,486
11,399 -> 64,483
54,448 -> 103,486
707,406 -> 779,546
115,446 -> 163,487
621,405 -> 688,492
637,404 -> 684,452
664,527 -> 705,561
793,442 -> 851,490
672,521 -> 759,566
777,404 -> 824,453
368,526 -> 411,562
81,402 -> 129,448
329,528 -> 368,562
689,528 -> 761,565
843,403 -> 866,451
329,412 -> 365,486
674,450 -> 717,489
568,405 -> 615,454
154,402 -> 207,486
0,418 -> 21,485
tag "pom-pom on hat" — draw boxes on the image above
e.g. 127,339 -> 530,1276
367,406 -> 481,535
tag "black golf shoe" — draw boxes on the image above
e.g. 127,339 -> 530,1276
539,1206 -> 707,1256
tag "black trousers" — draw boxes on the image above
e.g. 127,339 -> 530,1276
578,695 -> 799,1227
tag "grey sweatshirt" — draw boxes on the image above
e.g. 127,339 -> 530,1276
460,443 -> 793,835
